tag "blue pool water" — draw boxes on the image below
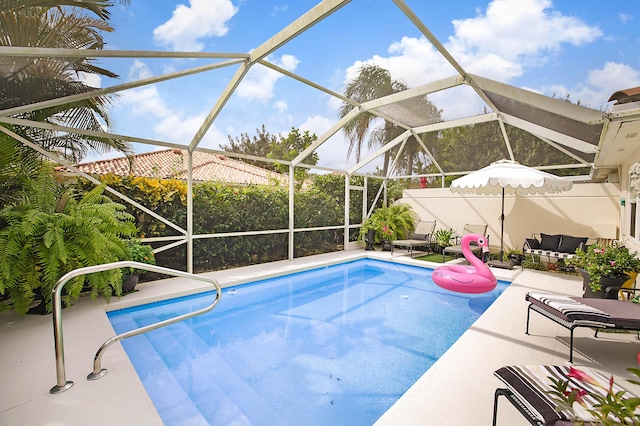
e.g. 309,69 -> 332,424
108,259 -> 509,425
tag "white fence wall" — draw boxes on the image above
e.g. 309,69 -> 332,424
399,182 -> 621,253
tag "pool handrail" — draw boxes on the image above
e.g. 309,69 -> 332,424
50,261 -> 222,394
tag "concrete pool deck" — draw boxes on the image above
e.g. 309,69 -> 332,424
2,250 -> 640,425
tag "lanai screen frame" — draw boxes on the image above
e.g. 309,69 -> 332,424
0,0 -> 612,272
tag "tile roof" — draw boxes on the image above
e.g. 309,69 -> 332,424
66,149 -> 285,185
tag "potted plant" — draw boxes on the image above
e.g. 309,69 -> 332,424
359,204 -> 417,251
433,228 -> 455,253
565,243 -> 640,298
122,238 -> 156,293
505,247 -> 524,266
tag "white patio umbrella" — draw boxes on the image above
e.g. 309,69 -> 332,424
450,159 -> 574,267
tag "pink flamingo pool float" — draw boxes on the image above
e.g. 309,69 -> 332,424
432,233 -> 497,293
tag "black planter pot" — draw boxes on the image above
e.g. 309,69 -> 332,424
508,254 -> 524,266
381,240 -> 393,252
122,274 -> 139,293
364,229 -> 376,251
579,269 -> 629,299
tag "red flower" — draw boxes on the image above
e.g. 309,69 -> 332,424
568,367 -> 601,387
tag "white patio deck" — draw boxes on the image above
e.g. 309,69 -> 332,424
2,249 -> 639,426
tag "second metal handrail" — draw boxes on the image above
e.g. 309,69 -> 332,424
50,261 -> 222,394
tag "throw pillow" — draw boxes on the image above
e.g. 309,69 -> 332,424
558,235 -> 589,254
525,238 -> 540,249
540,233 -> 561,251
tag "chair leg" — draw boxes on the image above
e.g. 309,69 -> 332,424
525,305 -> 532,335
492,388 -> 504,426
569,327 -> 575,363
493,388 -> 544,426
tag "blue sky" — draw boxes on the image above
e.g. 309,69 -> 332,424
85,0 -> 640,171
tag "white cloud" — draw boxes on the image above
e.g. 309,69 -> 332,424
118,61 -> 225,148
345,0 -> 603,87
450,0 -> 601,65
126,60 -> 152,83
237,54 -> 300,101
342,0 -> 607,119
299,115 -> 333,137
274,100 -> 288,114
153,0 -> 238,51
619,13 -> 633,24
77,72 -> 101,88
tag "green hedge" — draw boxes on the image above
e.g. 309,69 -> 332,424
75,174 -> 399,273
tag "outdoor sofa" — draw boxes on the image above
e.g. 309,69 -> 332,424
523,233 -> 592,267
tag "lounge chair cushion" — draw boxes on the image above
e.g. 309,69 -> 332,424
557,236 -> 588,254
526,292 -> 614,326
494,365 -> 628,424
411,233 -> 428,240
540,233 -> 561,251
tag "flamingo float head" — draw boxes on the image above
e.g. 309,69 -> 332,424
461,233 -> 490,263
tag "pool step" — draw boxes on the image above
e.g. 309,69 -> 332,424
113,315 -> 210,426
140,316 -> 303,425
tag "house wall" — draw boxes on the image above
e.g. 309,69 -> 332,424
399,183 -> 620,253
620,155 -> 640,254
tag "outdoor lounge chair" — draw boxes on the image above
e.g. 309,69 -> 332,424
493,364 -> 636,425
443,224 -> 488,262
525,291 -> 640,362
392,220 -> 436,258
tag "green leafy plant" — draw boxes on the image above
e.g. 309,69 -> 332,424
0,175 -> 136,314
359,204 -> 417,244
123,238 -> 156,275
566,243 -> 640,291
547,363 -> 640,425
433,228 -> 455,248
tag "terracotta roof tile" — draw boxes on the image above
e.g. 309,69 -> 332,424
67,149 -> 285,185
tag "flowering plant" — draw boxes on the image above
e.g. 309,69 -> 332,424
547,361 -> 640,425
359,204 -> 416,244
123,238 -> 156,275
566,243 -> 640,291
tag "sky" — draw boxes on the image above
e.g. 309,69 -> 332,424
85,0 -> 640,171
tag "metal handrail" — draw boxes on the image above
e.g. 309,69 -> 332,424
50,261 -> 222,394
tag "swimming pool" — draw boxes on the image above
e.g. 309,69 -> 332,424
108,259 -> 509,425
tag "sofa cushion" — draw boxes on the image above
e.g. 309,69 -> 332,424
558,235 -> 588,254
540,233 -> 561,251
525,238 -> 540,249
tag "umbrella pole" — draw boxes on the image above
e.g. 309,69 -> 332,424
500,187 -> 505,261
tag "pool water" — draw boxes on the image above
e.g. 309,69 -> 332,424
108,259 -> 509,426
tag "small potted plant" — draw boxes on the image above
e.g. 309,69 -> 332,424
565,243 -> 640,298
433,228 -> 455,253
122,238 -> 156,293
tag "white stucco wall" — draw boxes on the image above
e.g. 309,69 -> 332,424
399,182 -> 620,253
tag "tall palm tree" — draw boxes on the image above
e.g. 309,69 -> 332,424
338,65 -> 442,177
0,0 -> 131,162
339,65 -> 406,175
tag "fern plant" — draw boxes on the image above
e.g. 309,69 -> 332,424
359,203 -> 417,243
0,170 -> 136,314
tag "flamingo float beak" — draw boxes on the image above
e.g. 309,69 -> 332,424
481,246 -> 490,263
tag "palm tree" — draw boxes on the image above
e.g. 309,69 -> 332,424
0,0 -> 131,162
339,65 -> 406,175
339,65 -> 442,176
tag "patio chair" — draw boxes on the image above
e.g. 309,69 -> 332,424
493,364 -> 635,425
442,224 -> 488,262
392,220 -> 436,258
525,291 -> 640,362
